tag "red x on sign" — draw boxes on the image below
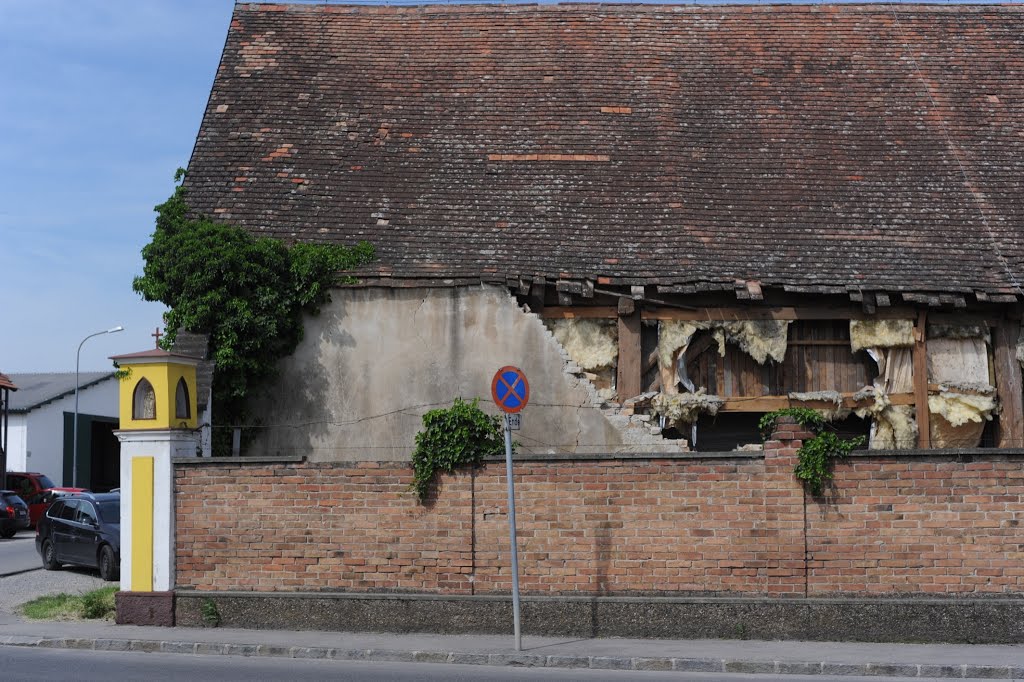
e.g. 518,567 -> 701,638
491,366 -> 530,414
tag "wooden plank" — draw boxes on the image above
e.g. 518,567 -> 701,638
719,392 -> 915,413
616,309 -> 642,400
543,305 -> 926,322
642,306 -> 917,322
716,350 -> 726,398
720,396 -> 790,412
913,311 -> 931,449
993,321 -> 1024,448
787,339 -> 850,346
642,348 -> 659,374
541,306 -> 617,319
527,278 -> 546,314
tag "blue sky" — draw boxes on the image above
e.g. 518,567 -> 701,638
0,0 -> 235,372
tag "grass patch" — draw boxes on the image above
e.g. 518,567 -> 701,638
21,586 -> 118,621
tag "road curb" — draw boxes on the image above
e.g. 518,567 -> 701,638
2,635 -> 1023,678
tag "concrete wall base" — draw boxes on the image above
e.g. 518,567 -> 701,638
116,591 -> 175,626
174,592 -> 1024,644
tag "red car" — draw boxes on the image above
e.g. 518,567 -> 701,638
5,472 -> 86,527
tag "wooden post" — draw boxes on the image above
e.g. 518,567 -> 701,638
617,299 -> 642,401
993,321 -> 1024,448
913,310 -> 931,449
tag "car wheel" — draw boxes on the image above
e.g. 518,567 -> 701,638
0,528 -> 15,539
42,540 -> 61,570
98,545 -> 119,582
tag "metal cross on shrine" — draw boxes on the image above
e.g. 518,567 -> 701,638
151,327 -> 163,348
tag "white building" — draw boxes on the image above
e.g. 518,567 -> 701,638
5,373 -> 119,489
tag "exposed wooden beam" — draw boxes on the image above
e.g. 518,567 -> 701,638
527,277 -> 546,314
538,305 -> 993,323
718,392 -> 914,413
542,306 -> 617,319
993,321 -> 1024,448
787,339 -> 851,346
913,311 -> 931,449
617,308 -> 642,401
641,306 -> 917,322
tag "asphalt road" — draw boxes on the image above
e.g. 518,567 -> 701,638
0,531 -> 40,576
0,647 -> 988,682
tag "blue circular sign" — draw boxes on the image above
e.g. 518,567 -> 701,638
491,366 -> 530,414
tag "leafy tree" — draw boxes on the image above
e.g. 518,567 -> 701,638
133,170 -> 374,453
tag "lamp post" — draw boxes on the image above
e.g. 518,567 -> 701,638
73,326 -> 124,488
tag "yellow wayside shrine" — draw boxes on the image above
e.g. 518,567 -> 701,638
111,347 -> 200,625
111,349 -> 199,431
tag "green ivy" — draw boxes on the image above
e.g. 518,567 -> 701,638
760,408 -> 865,496
410,398 -> 506,501
132,170 -> 375,454
758,407 -> 826,438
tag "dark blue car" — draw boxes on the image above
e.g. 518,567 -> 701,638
36,492 -> 120,581
0,491 -> 30,538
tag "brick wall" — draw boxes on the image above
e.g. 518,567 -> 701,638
175,418 -> 1024,597
807,456 -> 1024,595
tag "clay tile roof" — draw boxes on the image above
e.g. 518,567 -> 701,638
0,373 -> 17,391
184,2 -> 1024,298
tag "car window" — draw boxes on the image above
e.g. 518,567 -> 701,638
2,493 -> 26,507
47,501 -> 64,519
96,501 -> 120,524
76,502 -> 98,525
58,499 -> 79,521
36,475 -> 55,489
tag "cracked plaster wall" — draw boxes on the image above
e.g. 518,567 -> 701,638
243,285 -> 670,461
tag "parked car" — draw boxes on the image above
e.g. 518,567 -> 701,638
36,492 -> 120,581
0,491 -> 30,538
6,472 -> 86,527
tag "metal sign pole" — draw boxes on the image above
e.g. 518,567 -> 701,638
503,412 -> 523,651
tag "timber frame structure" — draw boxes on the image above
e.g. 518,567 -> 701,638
183,2 -> 1024,455
523,288 -> 1024,450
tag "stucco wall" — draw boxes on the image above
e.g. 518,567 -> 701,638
5,416 -> 28,472
8,380 -> 118,485
244,285 -> 672,461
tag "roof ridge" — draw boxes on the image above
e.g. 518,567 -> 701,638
236,2 -> 1024,14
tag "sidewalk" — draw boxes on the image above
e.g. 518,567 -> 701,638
2,610 -> 1024,678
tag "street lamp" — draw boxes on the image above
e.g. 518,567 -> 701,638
73,325 -> 124,488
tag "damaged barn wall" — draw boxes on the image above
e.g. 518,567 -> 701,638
850,319 -> 914,353
242,285 -> 666,461
927,336 -> 996,447
546,319 -> 617,371
544,318 -> 618,391
851,321 -> 918,449
656,320 -> 789,394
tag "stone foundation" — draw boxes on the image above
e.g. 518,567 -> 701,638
116,591 -> 175,626
175,592 -> 1024,644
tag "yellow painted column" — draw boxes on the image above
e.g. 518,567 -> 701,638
131,456 -> 154,591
